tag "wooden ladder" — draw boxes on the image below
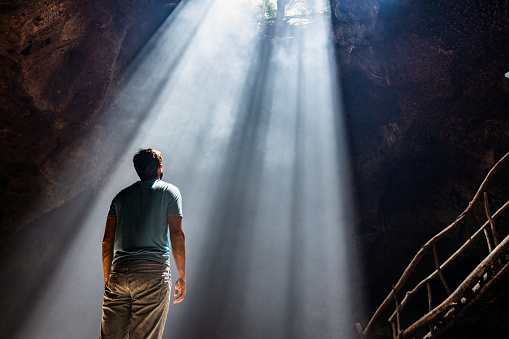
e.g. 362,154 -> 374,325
356,151 -> 509,339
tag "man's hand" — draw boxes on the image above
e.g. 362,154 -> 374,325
173,277 -> 186,304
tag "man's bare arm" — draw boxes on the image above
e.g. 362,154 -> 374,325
168,215 -> 186,304
102,218 -> 117,287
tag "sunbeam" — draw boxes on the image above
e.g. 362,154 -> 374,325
1,0 -> 362,338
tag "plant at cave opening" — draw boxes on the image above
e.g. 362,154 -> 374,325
255,0 -> 330,25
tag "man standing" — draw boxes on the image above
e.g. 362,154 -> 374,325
100,148 -> 186,339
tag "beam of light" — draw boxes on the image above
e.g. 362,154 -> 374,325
2,0 -> 363,338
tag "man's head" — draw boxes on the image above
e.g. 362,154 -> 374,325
133,148 -> 164,180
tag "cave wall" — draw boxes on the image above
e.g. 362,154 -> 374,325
0,0 -> 180,247
0,0 -> 508,333
331,0 -> 509,313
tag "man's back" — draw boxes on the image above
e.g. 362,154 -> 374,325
100,148 -> 186,339
108,179 -> 182,266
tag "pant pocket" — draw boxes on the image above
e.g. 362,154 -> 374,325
134,273 -> 169,304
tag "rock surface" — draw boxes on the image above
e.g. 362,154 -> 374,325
0,0 -> 180,246
1,0 -> 509,336
332,0 -> 509,312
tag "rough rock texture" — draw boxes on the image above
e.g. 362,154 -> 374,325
0,0 -> 180,246
0,0 -> 509,337
331,0 -> 509,334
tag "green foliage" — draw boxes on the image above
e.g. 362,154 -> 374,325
253,0 -> 330,26
324,2 -> 331,14
256,0 -> 277,25
286,0 -> 312,16
286,0 -> 330,16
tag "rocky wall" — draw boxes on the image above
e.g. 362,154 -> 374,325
332,0 -> 509,314
0,0 -> 180,247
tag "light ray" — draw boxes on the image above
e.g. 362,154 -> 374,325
2,0 -> 363,338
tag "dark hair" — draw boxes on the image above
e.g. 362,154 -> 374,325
133,148 -> 163,180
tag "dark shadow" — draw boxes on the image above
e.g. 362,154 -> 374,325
283,26 -> 305,339
0,187 -> 95,338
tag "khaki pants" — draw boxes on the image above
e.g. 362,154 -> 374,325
100,259 -> 171,339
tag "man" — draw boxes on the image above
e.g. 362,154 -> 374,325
100,148 -> 186,339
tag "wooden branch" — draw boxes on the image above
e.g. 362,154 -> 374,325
433,244 -> 451,295
388,198 -> 509,323
362,151 -> 509,334
355,323 -> 365,339
484,192 -> 500,247
483,226 -> 493,253
401,232 -> 509,338
427,282 -> 435,336
431,259 -> 509,338
427,282 -> 433,312
393,285 -> 401,338
437,199 -> 509,271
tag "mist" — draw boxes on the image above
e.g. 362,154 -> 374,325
0,0 -> 363,338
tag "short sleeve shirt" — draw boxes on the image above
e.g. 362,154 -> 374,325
107,179 -> 182,266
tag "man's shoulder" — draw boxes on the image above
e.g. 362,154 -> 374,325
114,182 -> 139,197
155,180 -> 180,194
113,180 -> 180,198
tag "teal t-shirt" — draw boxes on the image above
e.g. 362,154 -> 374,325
107,179 -> 183,266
